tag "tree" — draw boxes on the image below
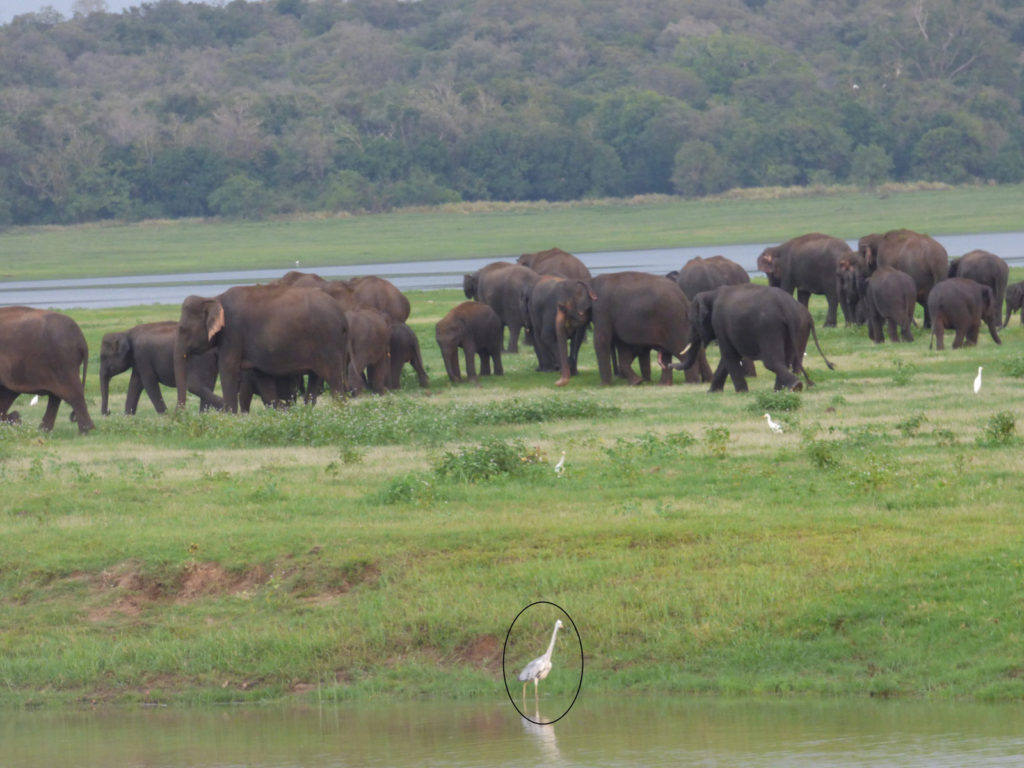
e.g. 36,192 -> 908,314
671,141 -> 733,197
850,144 -> 894,188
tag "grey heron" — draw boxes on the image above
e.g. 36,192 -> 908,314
518,619 -> 563,706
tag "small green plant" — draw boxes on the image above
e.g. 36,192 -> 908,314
895,413 -> 927,438
378,472 -> 445,504
890,358 -> 917,386
932,428 -> 957,447
704,426 -> 730,459
750,390 -> 801,413
338,445 -> 363,464
829,394 -> 848,407
1001,356 -> 1024,378
602,431 -> 695,479
977,411 -> 1016,447
434,439 -> 545,483
805,438 -> 841,470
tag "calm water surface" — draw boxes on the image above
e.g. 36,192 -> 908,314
2,232 -> 1021,309
4,698 -> 1022,767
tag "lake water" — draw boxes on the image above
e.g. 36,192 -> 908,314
3,697 -> 1023,767
2,232 -> 1022,309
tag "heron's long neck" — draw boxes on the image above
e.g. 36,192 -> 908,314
543,624 -> 561,660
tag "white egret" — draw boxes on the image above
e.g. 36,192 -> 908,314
30,395 -> 39,406
554,451 -> 566,477
973,366 -> 982,394
764,413 -> 783,434
518,619 -> 563,706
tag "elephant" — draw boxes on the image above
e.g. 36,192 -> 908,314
463,261 -> 514,300
238,371 -> 305,411
435,302 -> 504,383
668,254 -> 749,299
591,271 -> 712,386
835,250 -> 868,326
0,306 -> 94,433
948,250 -> 1008,326
757,233 -> 853,326
1005,281 -> 1024,326
523,277 -> 596,386
174,284 -> 350,412
465,263 -> 543,353
388,320 -> 430,389
277,271 -> 410,321
859,230 -> 948,328
676,284 -> 834,392
927,278 -> 1001,351
345,308 -> 392,394
862,267 -> 916,343
517,247 -> 592,281
100,322 -> 223,415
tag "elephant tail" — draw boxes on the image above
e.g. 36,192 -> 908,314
809,318 -> 835,370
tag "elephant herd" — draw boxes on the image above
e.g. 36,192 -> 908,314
1,230 -> 1020,435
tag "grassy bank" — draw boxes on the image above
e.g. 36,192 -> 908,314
3,183 -> 1024,281
2,287 -> 1024,707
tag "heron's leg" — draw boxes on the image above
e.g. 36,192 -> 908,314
534,678 -> 539,702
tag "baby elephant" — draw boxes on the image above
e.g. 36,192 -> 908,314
927,278 -> 1001,351
388,320 -> 430,389
863,267 -> 916,343
435,302 -> 503,383
1005,280 -> 1024,327
100,321 -> 222,415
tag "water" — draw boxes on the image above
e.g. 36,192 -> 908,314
3,698 -> 1022,767
2,233 -> 1022,309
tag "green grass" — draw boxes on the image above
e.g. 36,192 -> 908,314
2,286 -> 1024,707
2,183 -> 1024,281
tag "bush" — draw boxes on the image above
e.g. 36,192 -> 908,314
602,431 -> 695,479
977,411 -> 1016,447
704,426 -> 730,459
1001,357 -> 1024,378
434,439 -> 546,483
750,390 -> 801,413
207,174 -> 274,219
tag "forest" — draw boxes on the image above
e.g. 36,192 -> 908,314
1,0 -> 1022,225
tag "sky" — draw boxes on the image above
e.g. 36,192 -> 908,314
0,0 -> 218,24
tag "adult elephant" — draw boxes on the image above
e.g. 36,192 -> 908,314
669,255 -> 749,299
757,233 -> 852,326
0,307 -> 94,433
518,247 -> 592,281
676,284 -> 834,392
277,271 -> 410,321
591,271 -> 711,386
463,261 -> 514,300
835,250 -> 868,326
1004,281 -> 1024,326
388,320 -> 430,389
927,278 -> 1001,351
174,284 -> 350,412
466,263 -> 542,353
859,229 -> 948,328
524,278 -> 596,386
948,250 -> 1008,326
100,321 -> 222,415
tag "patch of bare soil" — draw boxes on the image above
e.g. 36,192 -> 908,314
455,634 -> 502,670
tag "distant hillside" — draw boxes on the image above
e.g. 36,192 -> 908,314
1,0 -> 1021,225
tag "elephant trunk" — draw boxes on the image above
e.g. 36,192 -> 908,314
174,340 -> 189,409
674,340 -> 699,370
554,308 -> 571,387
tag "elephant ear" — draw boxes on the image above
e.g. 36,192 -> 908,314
980,285 -> 994,313
948,258 -> 960,278
205,301 -> 225,341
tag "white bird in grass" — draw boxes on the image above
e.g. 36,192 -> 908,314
973,366 -> 983,394
764,413 -> 783,434
554,451 -> 566,477
518,619 -> 563,706
30,395 -> 39,406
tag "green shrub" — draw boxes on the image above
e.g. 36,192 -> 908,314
805,439 -> 841,470
1001,357 -> 1024,378
895,413 -> 927,438
977,411 -> 1016,447
890,358 -> 917,386
602,431 -> 695,479
750,390 -> 801,413
704,426 -> 730,459
434,439 -> 546,483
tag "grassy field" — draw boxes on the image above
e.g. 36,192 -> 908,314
2,183 -> 1024,281
2,282 -> 1024,708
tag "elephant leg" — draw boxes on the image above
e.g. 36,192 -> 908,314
444,348 -> 461,382
741,357 -> 757,378
724,357 -> 749,392
568,328 -> 585,376
797,289 -> 811,307
965,322 -> 980,346
479,353 -> 492,376
0,387 -> 19,423
237,374 -> 255,412
886,318 -> 898,343
900,318 -> 914,343
657,350 -> 674,385
696,348 -> 713,383
40,394 -> 61,432
766,359 -> 800,391
306,374 -> 324,404
617,346 -> 642,385
218,353 -> 242,413
952,325 -> 967,348
462,342 -> 478,381
825,295 -> 838,327
594,328 -> 615,385
125,369 -> 144,415
140,371 -> 167,414
507,323 -> 520,353
492,349 -> 503,376
708,359 -> 729,393
932,319 -> 945,350
922,300 -> 932,329
367,363 -> 389,394
638,349 -> 652,382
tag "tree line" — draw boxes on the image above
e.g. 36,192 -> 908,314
1,0 -> 1021,225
